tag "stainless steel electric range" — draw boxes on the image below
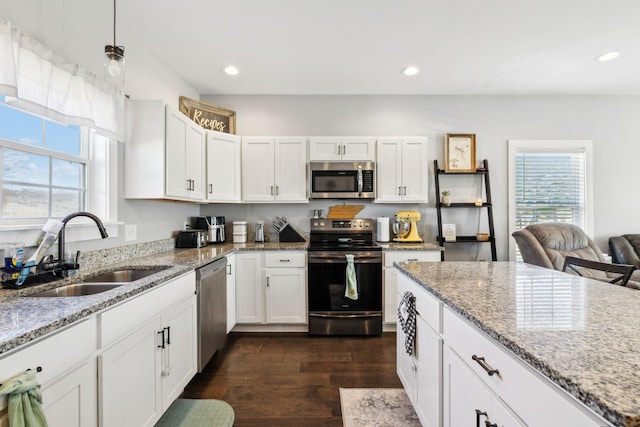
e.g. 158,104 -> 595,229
307,218 -> 382,336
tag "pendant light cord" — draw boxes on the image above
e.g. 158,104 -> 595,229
113,0 -> 117,46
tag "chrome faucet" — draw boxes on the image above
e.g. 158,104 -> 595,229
57,211 -> 109,274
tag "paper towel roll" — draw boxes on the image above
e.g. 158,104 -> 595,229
377,217 -> 390,242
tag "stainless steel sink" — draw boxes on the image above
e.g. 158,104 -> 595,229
28,267 -> 169,297
82,267 -> 169,283
30,283 -> 124,297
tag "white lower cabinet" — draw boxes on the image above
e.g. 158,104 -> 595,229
235,252 -> 264,323
226,253 -> 237,332
99,272 -> 197,427
444,345 -> 524,427
396,273 -> 442,427
384,251 -> 440,324
41,358 -> 97,427
235,251 -> 307,324
0,318 -> 97,427
398,271 -> 608,427
265,252 -> 306,324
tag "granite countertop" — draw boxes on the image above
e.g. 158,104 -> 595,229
378,242 -> 443,251
0,241 -> 308,357
395,261 -> 640,427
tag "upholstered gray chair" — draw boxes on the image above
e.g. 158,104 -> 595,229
512,222 -> 639,289
609,234 -> 640,268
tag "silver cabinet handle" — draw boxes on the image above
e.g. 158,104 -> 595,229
227,264 -> 232,275
280,259 -> 290,262
398,186 -> 402,195
403,186 -> 407,195
342,145 -> 346,155
276,186 -> 279,195
209,184 -> 213,194
270,186 -> 274,195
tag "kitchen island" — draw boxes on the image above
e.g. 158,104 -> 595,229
395,261 -> 640,427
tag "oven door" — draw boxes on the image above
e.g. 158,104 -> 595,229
307,250 -> 382,312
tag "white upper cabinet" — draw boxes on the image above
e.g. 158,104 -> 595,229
125,101 -> 206,202
242,137 -> 307,203
165,106 -> 206,200
376,137 -> 428,203
309,137 -> 375,161
206,131 -> 241,202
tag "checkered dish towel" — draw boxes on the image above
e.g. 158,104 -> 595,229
398,291 -> 416,356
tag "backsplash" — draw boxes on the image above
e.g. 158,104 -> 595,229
77,238 -> 175,271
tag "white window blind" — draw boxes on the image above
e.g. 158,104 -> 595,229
508,140 -> 593,261
514,151 -> 586,230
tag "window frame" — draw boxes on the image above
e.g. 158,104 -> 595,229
507,140 -> 594,261
0,105 -> 118,247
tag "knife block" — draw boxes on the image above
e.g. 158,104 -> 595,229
278,224 -> 305,242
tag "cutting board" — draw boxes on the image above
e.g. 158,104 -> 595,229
326,205 -> 364,219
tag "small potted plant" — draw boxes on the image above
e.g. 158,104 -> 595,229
441,190 -> 451,206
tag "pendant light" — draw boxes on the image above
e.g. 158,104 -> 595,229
104,0 -> 125,86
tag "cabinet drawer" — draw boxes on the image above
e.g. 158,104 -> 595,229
99,271 -> 195,348
264,251 -> 306,268
0,317 -> 95,391
384,251 -> 440,267
397,272 -> 441,333
443,307 -> 604,426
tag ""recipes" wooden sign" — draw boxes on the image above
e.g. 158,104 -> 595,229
179,96 -> 236,134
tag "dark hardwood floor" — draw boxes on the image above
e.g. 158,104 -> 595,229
181,332 -> 401,426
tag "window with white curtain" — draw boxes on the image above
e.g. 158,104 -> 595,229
0,19 -> 121,242
508,140 -> 594,261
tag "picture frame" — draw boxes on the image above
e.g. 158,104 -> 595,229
179,96 -> 236,134
445,133 -> 476,172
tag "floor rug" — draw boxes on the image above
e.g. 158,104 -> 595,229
340,388 -> 421,427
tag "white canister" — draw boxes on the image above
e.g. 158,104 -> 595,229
233,221 -> 247,243
377,217 -> 390,242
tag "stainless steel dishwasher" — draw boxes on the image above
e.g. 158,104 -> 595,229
196,257 -> 227,372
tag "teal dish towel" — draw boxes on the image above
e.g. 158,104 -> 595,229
345,254 -> 359,300
0,370 -> 48,427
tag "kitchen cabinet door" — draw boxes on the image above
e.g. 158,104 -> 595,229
241,137 -> 276,202
309,137 -> 375,161
226,253 -> 237,333
384,266 -> 398,323
415,315 -> 442,427
308,137 -> 342,161
160,296 -> 197,411
206,131 -> 241,202
265,268 -> 306,323
376,137 -> 428,203
40,358 -> 97,427
341,137 -> 376,161
400,138 -> 428,202
100,317 -> 163,427
376,138 -> 403,202
165,106 -> 206,201
443,346 -> 524,427
274,137 -> 307,202
235,252 -> 264,323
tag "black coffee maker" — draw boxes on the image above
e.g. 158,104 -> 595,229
192,216 -> 226,243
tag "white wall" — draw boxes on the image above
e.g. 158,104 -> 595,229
203,95 -> 640,260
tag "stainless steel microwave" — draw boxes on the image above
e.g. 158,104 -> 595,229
309,161 -> 375,199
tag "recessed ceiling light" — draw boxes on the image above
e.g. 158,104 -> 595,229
223,65 -> 239,75
597,51 -> 620,62
401,66 -> 420,76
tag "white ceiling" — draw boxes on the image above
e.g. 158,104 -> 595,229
119,0 -> 640,96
